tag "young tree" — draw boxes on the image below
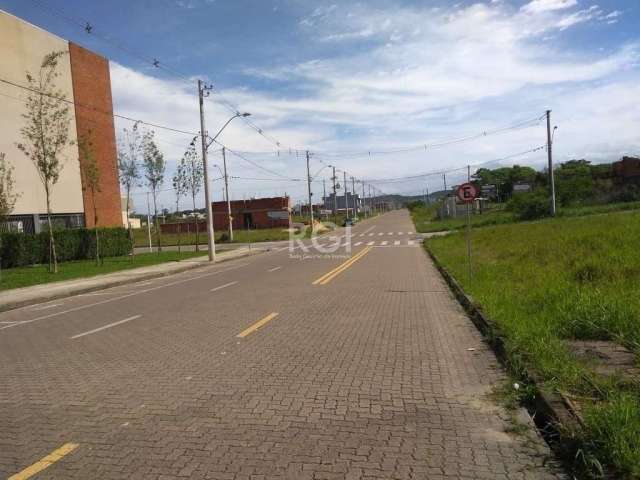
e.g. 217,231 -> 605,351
0,153 -> 19,279
172,159 -> 188,254
117,123 -> 143,257
17,51 -> 73,273
142,131 -> 165,252
78,131 -> 102,265
0,153 -> 18,225
182,144 -> 204,251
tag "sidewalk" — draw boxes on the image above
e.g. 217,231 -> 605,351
0,247 -> 261,313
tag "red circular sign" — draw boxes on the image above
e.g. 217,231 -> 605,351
456,183 -> 478,203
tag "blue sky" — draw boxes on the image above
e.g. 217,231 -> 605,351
2,0 -> 639,208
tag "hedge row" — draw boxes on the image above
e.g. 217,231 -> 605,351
0,228 -> 131,269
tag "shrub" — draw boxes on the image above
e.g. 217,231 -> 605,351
0,227 -> 131,269
507,190 -> 550,220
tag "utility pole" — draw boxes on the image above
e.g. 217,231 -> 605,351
369,184 -> 373,215
198,79 -> 216,261
361,181 -> 366,218
146,191 -> 152,253
322,178 -> 327,219
351,176 -> 357,218
546,110 -> 557,216
222,147 -> 233,241
443,173 -> 447,193
426,185 -> 430,204
306,150 -> 314,229
343,171 -> 349,219
332,166 -> 337,224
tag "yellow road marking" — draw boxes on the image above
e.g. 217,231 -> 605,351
9,443 -> 79,480
312,246 -> 373,285
237,312 -> 279,338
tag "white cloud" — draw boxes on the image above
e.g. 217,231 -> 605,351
521,0 -> 578,14
109,1 -> 639,205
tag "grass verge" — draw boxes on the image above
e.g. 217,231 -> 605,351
0,251 -> 205,291
133,227 -> 290,247
424,209 -> 640,478
411,200 -> 640,234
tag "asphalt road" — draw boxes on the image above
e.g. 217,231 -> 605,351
0,210 -> 563,479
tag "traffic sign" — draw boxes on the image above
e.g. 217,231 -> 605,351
456,183 -> 478,203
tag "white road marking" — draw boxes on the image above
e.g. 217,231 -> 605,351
408,231 -> 414,235
381,241 -> 388,246
268,266 -> 282,272
358,234 -> 364,237
1,263 -> 250,331
398,232 -> 403,235
71,315 -> 142,339
30,304 -> 62,311
387,232 -> 393,235
394,240 -> 400,246
211,281 -> 239,292
368,233 -> 374,236
354,242 -> 362,246
367,241 -> 375,246
408,240 -> 415,246
378,232 -> 384,236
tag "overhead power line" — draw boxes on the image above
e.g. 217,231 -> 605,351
364,145 -> 547,185
28,0 -> 290,151
313,113 -> 546,159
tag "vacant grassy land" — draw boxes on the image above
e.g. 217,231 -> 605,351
425,210 -> 640,477
0,251 -> 205,291
411,200 -> 640,233
133,227 -> 291,247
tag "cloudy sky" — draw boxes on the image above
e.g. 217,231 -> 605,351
3,0 -> 639,209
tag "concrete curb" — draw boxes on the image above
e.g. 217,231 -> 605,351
0,248 -> 265,313
423,244 -> 588,473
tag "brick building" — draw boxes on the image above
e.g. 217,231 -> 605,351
0,10 -> 122,233
161,196 -> 291,234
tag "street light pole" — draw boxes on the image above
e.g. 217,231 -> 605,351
196,79 -> 250,262
222,147 -> 233,241
332,166 -> 337,224
198,80 -> 216,262
343,171 -> 349,219
546,110 -> 557,216
306,150 -> 314,230
351,176 -> 357,218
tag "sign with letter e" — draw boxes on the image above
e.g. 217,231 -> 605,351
456,183 -> 478,203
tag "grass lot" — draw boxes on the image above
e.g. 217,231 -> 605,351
411,200 -> 640,233
133,227 -> 291,247
0,251 -> 205,291
424,210 -> 640,477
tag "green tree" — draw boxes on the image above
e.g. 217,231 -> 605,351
172,159 -> 188,254
17,51 -> 73,273
142,131 -> 165,252
555,159 -> 594,206
117,123 -> 143,257
78,131 -> 102,265
0,152 -> 19,280
182,144 -> 204,251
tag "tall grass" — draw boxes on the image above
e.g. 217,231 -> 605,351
426,210 -> 640,477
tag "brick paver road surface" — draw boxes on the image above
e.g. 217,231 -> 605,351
0,210 -> 564,479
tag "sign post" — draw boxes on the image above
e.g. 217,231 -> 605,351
456,176 -> 478,280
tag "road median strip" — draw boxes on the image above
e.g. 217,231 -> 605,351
312,246 -> 373,285
9,443 -> 79,480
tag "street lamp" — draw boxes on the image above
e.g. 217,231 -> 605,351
194,109 -> 251,261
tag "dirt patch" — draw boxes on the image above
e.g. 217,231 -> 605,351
567,340 -> 639,383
